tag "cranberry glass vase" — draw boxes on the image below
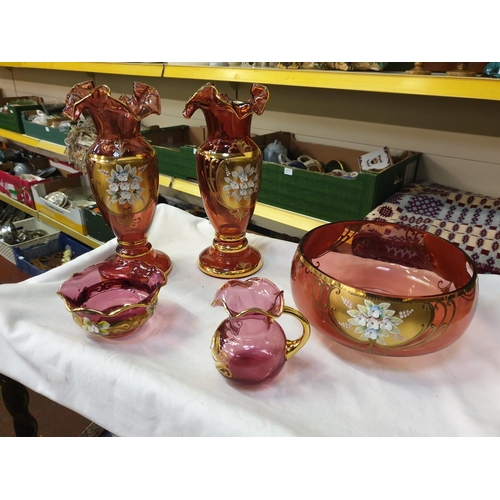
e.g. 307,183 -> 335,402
210,277 -> 310,385
183,82 -> 269,278
63,81 -> 171,277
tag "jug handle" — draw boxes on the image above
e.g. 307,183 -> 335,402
282,305 -> 311,360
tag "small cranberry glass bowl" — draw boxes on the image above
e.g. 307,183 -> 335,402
58,262 -> 166,339
211,277 -> 310,385
290,220 -> 478,357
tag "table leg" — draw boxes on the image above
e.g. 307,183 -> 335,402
0,373 -> 38,437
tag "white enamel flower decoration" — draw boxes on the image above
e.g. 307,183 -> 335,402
223,164 -> 258,202
346,299 -> 408,345
106,164 -> 144,205
82,317 -> 110,335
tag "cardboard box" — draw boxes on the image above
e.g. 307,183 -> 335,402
31,175 -> 87,234
0,157 -> 53,208
253,132 -> 421,222
142,125 -> 206,181
0,96 -> 43,133
48,158 -> 81,177
21,110 -> 69,146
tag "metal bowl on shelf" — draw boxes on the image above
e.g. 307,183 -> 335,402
290,220 -> 479,357
0,223 -> 18,244
13,162 -> 35,176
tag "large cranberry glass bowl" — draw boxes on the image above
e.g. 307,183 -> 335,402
290,221 -> 478,357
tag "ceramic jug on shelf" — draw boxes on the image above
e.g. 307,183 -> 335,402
263,139 -> 287,164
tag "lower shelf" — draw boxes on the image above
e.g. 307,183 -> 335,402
1,176 -> 328,250
0,191 -> 102,249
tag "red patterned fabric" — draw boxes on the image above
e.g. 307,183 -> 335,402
351,223 -> 435,271
365,182 -> 500,275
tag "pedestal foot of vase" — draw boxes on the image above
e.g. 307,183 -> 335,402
101,240 -> 172,278
199,234 -> 262,278
100,250 -> 171,281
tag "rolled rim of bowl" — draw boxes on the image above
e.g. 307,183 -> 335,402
296,220 -> 478,302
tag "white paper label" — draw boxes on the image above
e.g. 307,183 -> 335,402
284,167 -> 293,176
358,147 -> 392,172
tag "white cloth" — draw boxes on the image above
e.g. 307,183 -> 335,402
1,203 -> 499,437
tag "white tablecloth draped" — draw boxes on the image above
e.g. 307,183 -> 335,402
1,203 -> 499,436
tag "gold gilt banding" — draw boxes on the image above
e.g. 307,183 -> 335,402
116,249 -> 152,259
57,290 -> 160,316
120,238 -> 148,246
198,260 -> 262,278
213,240 -> 248,253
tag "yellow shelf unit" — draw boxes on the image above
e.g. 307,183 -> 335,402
0,129 -> 66,156
1,62 -> 500,101
164,65 -> 500,101
0,192 -> 38,218
170,178 -> 327,233
1,127 -> 327,235
0,62 -> 164,78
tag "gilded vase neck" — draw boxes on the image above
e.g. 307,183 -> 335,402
202,106 -> 253,141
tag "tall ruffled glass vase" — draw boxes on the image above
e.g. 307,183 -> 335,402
63,80 -> 171,278
183,82 -> 269,278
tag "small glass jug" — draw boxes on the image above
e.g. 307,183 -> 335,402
210,277 -> 310,385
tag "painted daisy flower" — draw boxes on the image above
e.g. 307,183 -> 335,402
82,317 -> 110,335
346,299 -> 407,345
223,164 -> 258,202
106,164 -> 144,205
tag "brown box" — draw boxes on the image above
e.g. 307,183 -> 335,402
142,125 -> 206,180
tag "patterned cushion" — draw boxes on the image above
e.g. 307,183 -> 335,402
365,182 -> 500,275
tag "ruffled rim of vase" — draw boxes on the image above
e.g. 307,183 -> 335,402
63,80 -> 161,122
183,82 -> 269,120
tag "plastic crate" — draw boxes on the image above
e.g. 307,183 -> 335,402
0,218 -> 60,264
13,233 -> 92,277
0,96 -> 43,133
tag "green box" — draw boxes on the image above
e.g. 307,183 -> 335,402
0,96 -> 43,133
21,110 -> 69,146
142,125 -> 206,181
253,132 -> 421,222
82,204 -> 115,243
144,127 -> 420,223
